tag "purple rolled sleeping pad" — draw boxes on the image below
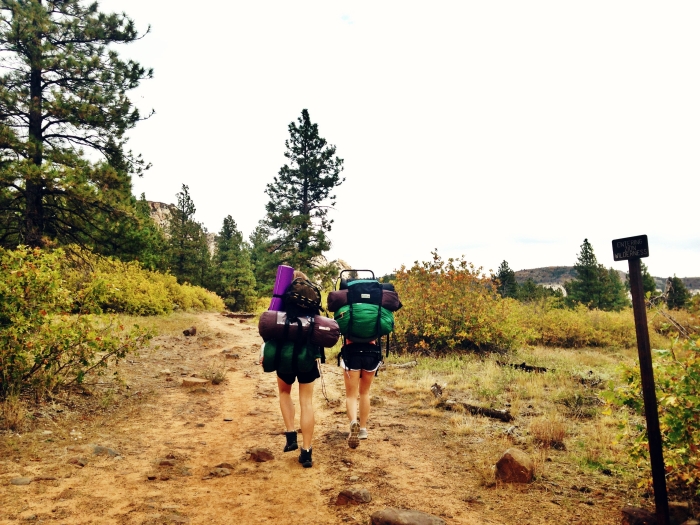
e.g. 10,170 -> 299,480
268,265 -> 295,311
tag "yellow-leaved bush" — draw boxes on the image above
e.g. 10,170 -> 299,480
63,247 -> 224,315
393,251 -> 524,352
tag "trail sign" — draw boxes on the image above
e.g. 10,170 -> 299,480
612,234 -> 649,261
612,234 -> 669,525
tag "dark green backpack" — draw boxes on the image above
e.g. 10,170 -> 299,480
261,315 -> 323,374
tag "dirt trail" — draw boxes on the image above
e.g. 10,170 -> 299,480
0,312 -> 628,524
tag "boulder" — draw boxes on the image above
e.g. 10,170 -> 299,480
621,506 -> 658,525
336,486 -> 372,505
370,508 -> 446,525
495,447 -> 534,483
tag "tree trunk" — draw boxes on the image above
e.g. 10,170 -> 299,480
25,39 -> 44,247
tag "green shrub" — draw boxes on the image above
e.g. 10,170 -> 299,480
0,247 -> 153,399
606,334 -> 700,497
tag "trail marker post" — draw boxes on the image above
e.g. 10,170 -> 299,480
612,234 -> 669,525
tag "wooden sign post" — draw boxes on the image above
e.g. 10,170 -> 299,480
612,234 -> 669,525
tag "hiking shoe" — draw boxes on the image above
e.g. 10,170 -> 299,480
283,431 -> 298,452
298,447 -> 313,468
348,420 -> 360,449
358,428 -> 368,440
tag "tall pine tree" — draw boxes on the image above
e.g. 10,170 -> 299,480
214,216 -> 256,311
495,260 -> 518,298
0,1 -> 152,250
166,185 -> 210,287
666,275 -> 690,310
263,109 -> 344,279
565,239 -> 629,311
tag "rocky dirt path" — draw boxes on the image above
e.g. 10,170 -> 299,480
0,312 -> 630,524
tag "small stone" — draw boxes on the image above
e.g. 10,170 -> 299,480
93,445 -> 120,457
210,468 -> 231,477
349,476 -> 360,482
160,369 -> 172,376
223,418 -> 233,422
248,447 -> 274,462
336,487 -> 372,506
495,448 -> 534,484
182,377 -> 209,388
196,423 -> 205,428
10,477 -> 33,486
146,473 -> 157,481
370,395 -> 384,406
215,462 -> 235,469
68,457 -> 88,467
158,459 -> 177,467
370,508 -> 446,525
42,430 -> 53,435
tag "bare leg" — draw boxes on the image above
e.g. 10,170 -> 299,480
343,369 -> 361,423
298,381 -> 315,449
358,370 -> 375,428
277,376 -> 295,432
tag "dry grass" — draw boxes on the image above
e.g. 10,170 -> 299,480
0,394 -> 26,431
530,415 -> 568,449
202,356 -> 228,385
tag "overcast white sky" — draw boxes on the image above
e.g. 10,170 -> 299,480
99,1 -> 700,279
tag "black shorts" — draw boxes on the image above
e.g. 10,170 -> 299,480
341,351 -> 382,372
277,365 -> 320,385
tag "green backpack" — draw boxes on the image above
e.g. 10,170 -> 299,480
261,316 -> 322,374
262,340 -> 321,375
334,303 -> 394,340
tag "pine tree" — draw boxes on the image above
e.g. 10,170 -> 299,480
264,109 -> 344,279
166,185 -> 210,286
666,275 -> 690,310
565,239 -> 629,310
0,1 -> 152,249
625,261 -> 658,297
249,220 -> 278,297
214,216 -> 257,311
495,260 -> 518,298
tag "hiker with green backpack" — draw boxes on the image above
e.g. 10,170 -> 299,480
328,271 -> 402,449
258,270 -> 340,468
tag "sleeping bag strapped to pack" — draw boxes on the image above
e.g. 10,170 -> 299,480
333,279 -> 394,342
258,311 -> 340,348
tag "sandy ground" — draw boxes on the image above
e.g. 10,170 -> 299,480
0,312 -> 640,524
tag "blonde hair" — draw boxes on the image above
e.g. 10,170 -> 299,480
293,270 -> 309,281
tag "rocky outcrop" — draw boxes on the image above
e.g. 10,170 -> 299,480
147,201 -> 174,230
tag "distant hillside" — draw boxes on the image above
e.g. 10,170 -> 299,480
514,266 -> 699,293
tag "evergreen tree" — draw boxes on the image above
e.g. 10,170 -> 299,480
565,238 -> 629,311
214,216 -> 256,311
166,185 -> 210,286
249,219 -> 278,297
565,239 -> 600,307
0,1 -> 152,250
495,260 -> 518,298
264,109 -> 344,279
599,267 -> 629,312
625,261 -> 658,297
666,275 -> 690,310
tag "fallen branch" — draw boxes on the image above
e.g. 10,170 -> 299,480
436,399 -> 514,422
497,361 -> 552,373
384,360 -> 418,369
221,312 -> 256,319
